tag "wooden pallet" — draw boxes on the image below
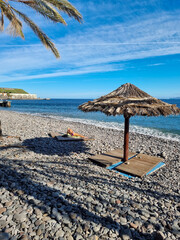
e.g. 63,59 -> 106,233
89,149 -> 135,167
115,153 -> 163,177
89,149 -> 164,178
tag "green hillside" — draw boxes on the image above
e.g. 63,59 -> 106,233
0,88 -> 28,94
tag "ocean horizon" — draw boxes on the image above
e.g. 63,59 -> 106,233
2,98 -> 180,142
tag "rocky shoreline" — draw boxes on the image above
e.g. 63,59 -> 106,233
0,110 -> 179,240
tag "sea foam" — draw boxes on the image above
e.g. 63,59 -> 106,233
31,112 -> 180,142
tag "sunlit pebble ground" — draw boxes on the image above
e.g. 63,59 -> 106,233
0,110 -> 179,240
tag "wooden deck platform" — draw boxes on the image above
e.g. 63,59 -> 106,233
89,149 -> 135,167
116,153 -> 163,177
89,149 -> 163,177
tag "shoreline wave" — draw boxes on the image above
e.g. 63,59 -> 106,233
2,109 -> 180,142
28,111 -> 180,142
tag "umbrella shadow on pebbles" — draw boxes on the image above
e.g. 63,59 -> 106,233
23,158 -> 179,202
0,160 -> 158,240
22,137 -> 90,156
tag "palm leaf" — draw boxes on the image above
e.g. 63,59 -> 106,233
0,7 -> 4,31
0,2 -> 24,38
0,0 -> 82,57
12,7 -> 60,58
38,0 -> 83,22
18,0 -> 67,24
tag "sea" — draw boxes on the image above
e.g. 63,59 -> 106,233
3,98 -> 180,142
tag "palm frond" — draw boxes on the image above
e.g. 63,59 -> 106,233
0,7 -> 4,31
0,0 -> 83,57
41,0 -> 83,23
18,0 -> 67,24
12,7 -> 60,58
0,2 -> 24,38
7,17 -> 24,38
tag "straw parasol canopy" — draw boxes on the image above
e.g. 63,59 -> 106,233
79,83 -> 180,118
79,83 -> 180,161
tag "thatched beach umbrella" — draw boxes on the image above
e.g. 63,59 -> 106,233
79,83 -> 180,162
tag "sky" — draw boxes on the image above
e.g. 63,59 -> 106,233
0,0 -> 180,99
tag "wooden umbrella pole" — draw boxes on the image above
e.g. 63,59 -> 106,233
124,117 -> 130,162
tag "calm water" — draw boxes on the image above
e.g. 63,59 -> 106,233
2,98 -> 180,141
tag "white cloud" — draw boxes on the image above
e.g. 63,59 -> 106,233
0,4 -> 180,82
147,63 -> 165,67
0,64 -> 123,82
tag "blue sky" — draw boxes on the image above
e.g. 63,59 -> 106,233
0,0 -> 180,98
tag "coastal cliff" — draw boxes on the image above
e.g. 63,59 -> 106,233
7,93 -> 37,99
0,88 -> 37,99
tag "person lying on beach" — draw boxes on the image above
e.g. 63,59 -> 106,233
67,128 -> 86,138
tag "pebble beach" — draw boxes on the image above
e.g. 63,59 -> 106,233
0,110 -> 179,240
